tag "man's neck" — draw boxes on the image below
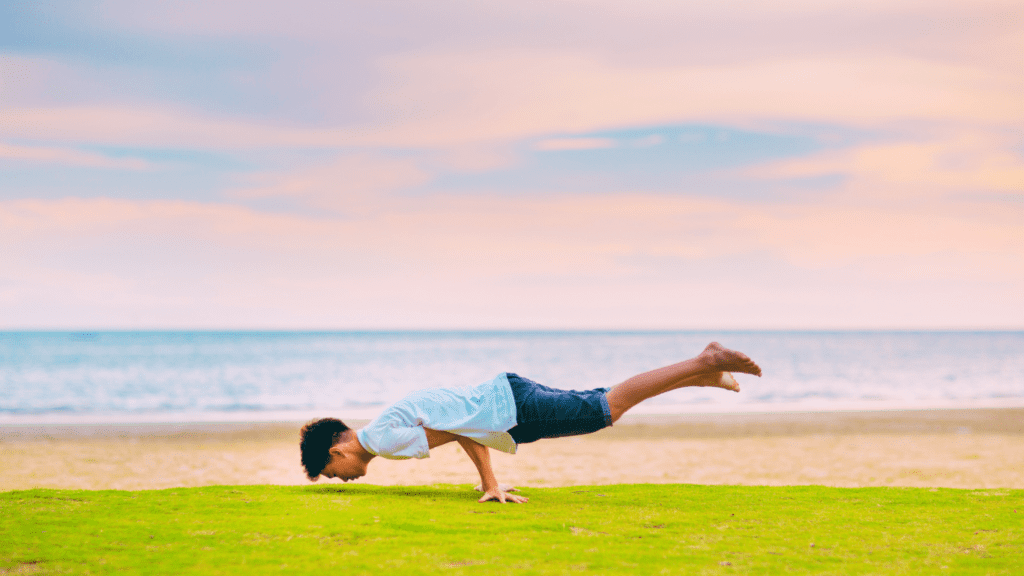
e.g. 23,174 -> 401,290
342,429 -> 375,463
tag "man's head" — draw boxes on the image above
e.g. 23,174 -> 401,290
300,417 -> 357,481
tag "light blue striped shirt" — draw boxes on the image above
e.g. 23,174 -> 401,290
356,373 -> 518,459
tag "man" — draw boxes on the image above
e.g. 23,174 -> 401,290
300,342 -> 762,503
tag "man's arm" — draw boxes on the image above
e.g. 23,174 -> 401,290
456,436 -> 528,504
422,428 -> 528,504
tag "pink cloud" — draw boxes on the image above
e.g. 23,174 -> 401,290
229,154 -> 431,213
8,54 -> 1008,154
0,142 -> 151,170
0,106 -> 340,149
745,133 -> 1024,196
533,137 -> 617,151
365,52 -> 1023,147
4,0 -> 1022,329
2,194 -> 1021,328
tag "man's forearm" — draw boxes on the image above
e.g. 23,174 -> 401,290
454,434 -> 529,503
456,437 -> 498,491
423,428 -> 499,490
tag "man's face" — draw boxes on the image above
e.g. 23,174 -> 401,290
320,451 -> 367,482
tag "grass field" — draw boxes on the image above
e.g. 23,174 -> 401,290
2,484 -> 1021,575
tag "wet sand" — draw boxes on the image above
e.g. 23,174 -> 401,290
2,408 -> 1022,491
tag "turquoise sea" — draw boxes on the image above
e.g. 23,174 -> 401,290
1,331 -> 1022,423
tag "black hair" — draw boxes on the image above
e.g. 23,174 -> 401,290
299,417 -> 350,480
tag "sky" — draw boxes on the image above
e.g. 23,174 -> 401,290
1,0 -> 1022,330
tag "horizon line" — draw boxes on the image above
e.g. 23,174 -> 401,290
2,327 -> 1022,334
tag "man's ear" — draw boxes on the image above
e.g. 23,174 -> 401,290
329,445 -> 344,457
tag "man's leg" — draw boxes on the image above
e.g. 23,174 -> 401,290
605,342 -> 761,423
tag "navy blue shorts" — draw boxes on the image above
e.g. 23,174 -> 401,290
505,373 -> 613,444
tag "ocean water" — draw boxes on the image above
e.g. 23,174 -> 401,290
1,331 -> 1022,423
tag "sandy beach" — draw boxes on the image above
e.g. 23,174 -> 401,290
2,408 -> 1022,491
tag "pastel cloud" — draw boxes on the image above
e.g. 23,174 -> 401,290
747,134 -> 1024,195
0,107 -> 326,149
2,193 -> 1020,328
5,0 -> 1021,150
229,154 -> 431,213
0,142 -> 151,170
2,0 -> 1022,329
369,52 -> 1022,147
534,138 -> 617,152
1,52 -> 1017,164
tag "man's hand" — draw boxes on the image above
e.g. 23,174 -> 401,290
478,487 -> 529,504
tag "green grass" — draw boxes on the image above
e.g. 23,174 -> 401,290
2,485 -> 1021,575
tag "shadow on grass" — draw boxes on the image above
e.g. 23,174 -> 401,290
287,483 -> 477,502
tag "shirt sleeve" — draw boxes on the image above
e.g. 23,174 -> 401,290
360,422 -> 430,460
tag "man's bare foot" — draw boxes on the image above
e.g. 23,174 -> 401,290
699,342 -> 762,377
718,372 -> 741,392
684,370 -> 741,392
